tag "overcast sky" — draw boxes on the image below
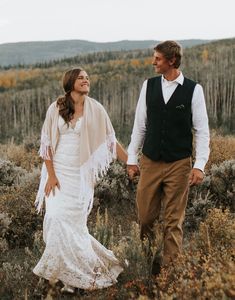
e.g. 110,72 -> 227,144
0,0 -> 234,45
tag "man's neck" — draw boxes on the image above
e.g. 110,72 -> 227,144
163,69 -> 180,81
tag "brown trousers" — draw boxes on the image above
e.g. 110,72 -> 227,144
137,155 -> 192,265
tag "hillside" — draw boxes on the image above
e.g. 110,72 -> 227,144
0,39 -> 212,67
0,38 -> 234,144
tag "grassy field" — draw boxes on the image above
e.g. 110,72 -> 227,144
0,133 -> 235,299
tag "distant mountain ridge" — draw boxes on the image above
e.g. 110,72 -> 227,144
0,39 -> 212,67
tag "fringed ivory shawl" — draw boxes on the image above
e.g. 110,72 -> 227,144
35,96 -> 116,214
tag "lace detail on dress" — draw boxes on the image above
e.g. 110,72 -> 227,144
33,248 -> 122,290
33,212 -> 123,289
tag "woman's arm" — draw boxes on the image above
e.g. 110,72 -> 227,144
44,148 -> 60,197
116,141 -> 128,164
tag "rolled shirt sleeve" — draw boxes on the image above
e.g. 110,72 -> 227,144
127,80 -> 147,165
191,84 -> 210,172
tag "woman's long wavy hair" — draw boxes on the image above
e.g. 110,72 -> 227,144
56,68 -> 84,124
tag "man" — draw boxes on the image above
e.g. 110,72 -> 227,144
127,40 -> 210,274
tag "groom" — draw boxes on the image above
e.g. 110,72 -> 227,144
127,40 -> 210,274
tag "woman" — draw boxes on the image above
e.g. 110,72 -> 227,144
33,68 -> 127,293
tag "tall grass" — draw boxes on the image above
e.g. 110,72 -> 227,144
0,132 -> 234,299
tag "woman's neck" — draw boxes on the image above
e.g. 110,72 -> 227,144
70,92 -> 86,106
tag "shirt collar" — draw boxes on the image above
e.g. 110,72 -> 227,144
161,72 -> 184,85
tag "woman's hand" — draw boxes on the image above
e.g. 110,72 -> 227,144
45,175 -> 60,197
127,164 -> 140,180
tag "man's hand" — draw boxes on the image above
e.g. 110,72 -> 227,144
127,165 -> 140,180
189,168 -> 204,186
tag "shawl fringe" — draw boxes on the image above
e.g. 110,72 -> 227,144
80,133 -> 116,214
39,133 -> 51,160
35,163 -> 47,213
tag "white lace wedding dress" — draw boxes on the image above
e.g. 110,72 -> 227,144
33,116 -> 123,289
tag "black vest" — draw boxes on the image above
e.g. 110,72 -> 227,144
142,76 -> 196,162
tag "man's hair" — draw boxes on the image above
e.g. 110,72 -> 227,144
154,40 -> 182,68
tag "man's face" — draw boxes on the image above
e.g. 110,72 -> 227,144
152,51 -> 174,74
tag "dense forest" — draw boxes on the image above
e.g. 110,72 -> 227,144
0,38 -> 234,144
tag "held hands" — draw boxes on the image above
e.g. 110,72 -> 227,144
127,165 -> 140,180
189,168 -> 204,186
127,165 -> 204,185
45,175 -> 60,197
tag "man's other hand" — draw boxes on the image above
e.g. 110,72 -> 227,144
189,168 -> 204,186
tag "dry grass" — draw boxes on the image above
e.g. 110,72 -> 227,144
206,130 -> 235,171
0,132 -> 234,299
1,207 -> 234,299
0,142 -> 41,172
156,208 -> 235,300
0,131 -> 234,173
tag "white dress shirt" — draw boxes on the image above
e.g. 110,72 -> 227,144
127,73 -> 210,172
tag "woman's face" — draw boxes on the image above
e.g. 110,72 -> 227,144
73,70 -> 90,95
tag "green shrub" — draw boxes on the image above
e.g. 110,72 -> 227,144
185,160 -> 235,231
0,159 -> 26,186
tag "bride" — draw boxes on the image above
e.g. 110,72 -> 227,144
33,67 -> 127,293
